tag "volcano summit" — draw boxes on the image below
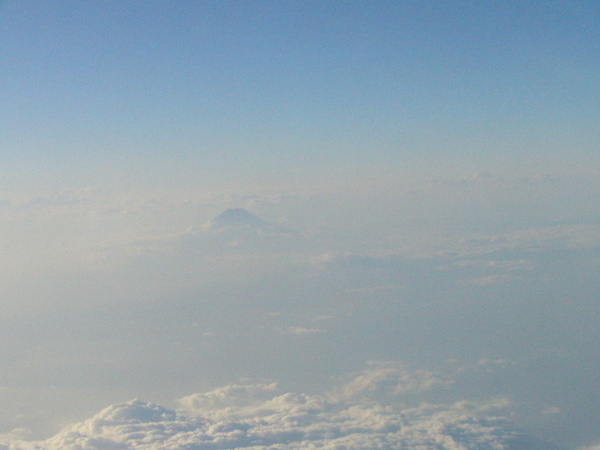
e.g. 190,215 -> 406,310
209,208 -> 269,230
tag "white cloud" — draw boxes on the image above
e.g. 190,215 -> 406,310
276,326 -> 325,336
0,429 -> 34,442
336,361 -> 453,400
458,225 -> 600,255
541,406 -> 561,415
0,365 -> 517,449
310,315 -> 333,323
458,274 -> 519,286
454,259 -> 533,271
344,284 -> 405,293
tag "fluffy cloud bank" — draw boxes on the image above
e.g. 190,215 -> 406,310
0,364 -> 517,449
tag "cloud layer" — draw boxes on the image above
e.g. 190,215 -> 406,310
1,364 -> 517,449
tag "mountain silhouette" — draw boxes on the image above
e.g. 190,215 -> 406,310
209,208 -> 269,230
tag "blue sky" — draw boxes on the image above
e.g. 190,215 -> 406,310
1,1 -> 598,192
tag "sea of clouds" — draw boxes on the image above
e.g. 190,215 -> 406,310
0,363 -> 517,449
0,172 -> 598,449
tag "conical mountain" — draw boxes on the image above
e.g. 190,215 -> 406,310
210,208 -> 269,230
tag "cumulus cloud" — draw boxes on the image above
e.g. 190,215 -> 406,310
336,361 -> 453,401
0,365 -> 518,449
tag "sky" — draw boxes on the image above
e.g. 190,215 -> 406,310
2,1 -> 598,189
0,1 -> 599,449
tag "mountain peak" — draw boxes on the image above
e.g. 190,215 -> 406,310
210,208 -> 267,229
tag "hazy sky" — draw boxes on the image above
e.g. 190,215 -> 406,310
0,2 -> 599,449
